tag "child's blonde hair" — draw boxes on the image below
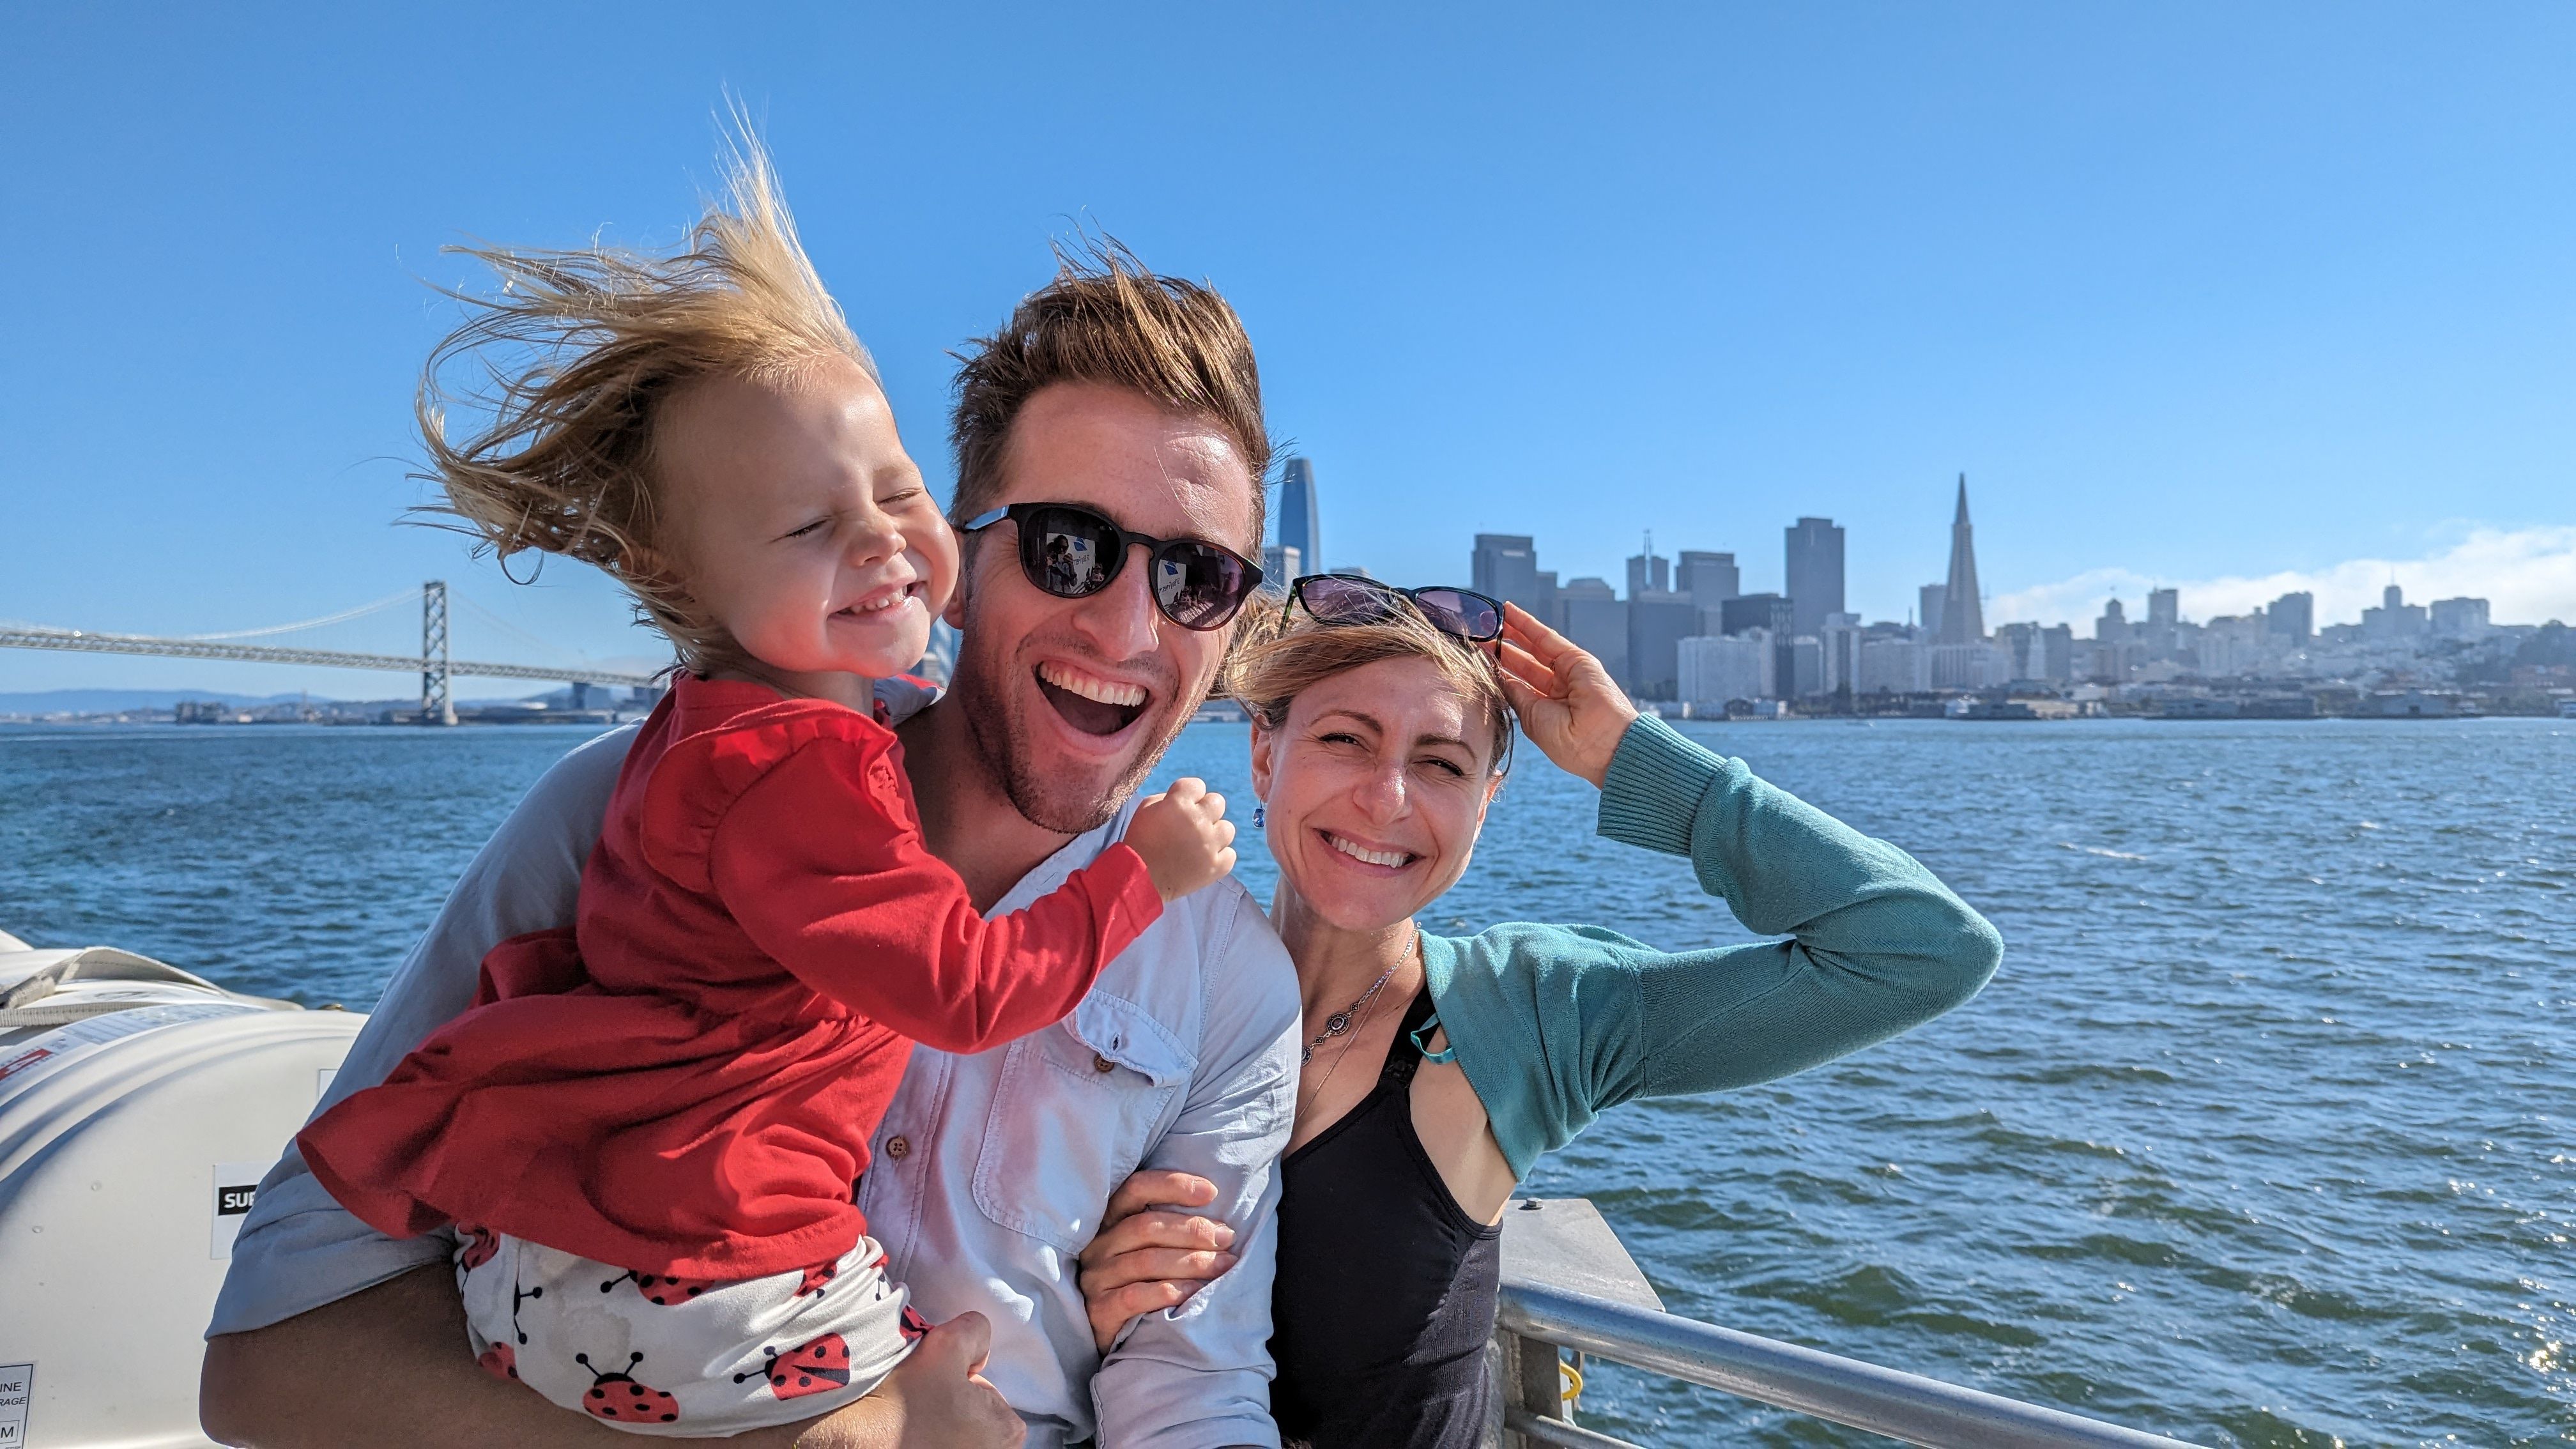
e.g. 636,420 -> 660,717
417,130 -> 868,672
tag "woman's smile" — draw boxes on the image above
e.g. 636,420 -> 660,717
1316,828 -> 1419,873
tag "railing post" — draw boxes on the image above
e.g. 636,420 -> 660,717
1516,1333 -> 1568,1436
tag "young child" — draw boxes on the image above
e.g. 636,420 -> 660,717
295,144 -> 1237,1435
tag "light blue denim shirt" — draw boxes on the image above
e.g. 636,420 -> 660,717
209,685 -> 1303,1449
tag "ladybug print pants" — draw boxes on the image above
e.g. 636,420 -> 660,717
457,1230 -> 922,1436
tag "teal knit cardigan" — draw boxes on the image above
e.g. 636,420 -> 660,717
1418,714 -> 2004,1180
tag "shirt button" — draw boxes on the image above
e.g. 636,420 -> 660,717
1092,1054 -> 1117,1075
883,1135 -> 910,1160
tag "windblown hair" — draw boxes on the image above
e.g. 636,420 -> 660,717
949,239 -> 1270,548
1222,595 -> 1515,776
416,134 -> 870,671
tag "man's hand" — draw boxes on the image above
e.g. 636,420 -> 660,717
199,1264 -> 1021,1449
1075,1169 -> 1241,1354
797,1312 -> 1023,1449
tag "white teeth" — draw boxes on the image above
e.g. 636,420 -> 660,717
843,588 -> 912,617
1325,832 -> 1413,869
1038,661 -> 1148,709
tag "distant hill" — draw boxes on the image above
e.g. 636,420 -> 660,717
0,688 -> 319,714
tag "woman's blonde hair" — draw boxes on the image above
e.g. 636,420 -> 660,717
415,130 -> 868,672
1222,592 -> 1515,776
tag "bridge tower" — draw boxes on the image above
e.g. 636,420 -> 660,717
420,581 -> 457,726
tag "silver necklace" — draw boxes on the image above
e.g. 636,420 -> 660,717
1301,959 -> 1403,1065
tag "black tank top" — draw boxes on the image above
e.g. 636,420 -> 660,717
1270,986 -> 1503,1448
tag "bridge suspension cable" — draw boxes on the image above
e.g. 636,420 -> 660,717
181,586 -> 424,641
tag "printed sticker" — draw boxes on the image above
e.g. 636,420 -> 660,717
212,1162 -> 269,1260
0,1361 -> 31,1446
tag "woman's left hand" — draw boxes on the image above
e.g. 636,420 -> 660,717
1497,602 -> 1637,789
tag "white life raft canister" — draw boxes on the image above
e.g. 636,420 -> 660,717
0,930 -> 363,1448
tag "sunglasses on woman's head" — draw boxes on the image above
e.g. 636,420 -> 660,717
1288,574 -> 1505,643
958,502 -> 1265,632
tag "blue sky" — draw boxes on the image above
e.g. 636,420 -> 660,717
5,3 -> 2572,696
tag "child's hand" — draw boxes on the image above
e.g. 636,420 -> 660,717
1128,778 -> 1238,902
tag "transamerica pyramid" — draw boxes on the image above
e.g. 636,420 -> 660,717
1938,474 -> 1985,644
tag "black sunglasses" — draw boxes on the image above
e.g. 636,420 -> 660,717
1289,574 -> 1505,643
959,502 -> 1265,632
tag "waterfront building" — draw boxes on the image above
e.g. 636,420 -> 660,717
1276,457 -> 1321,581
1784,518 -> 1846,638
2268,590 -> 2315,643
2429,597 -> 2491,639
1786,636 -> 1825,698
1930,641 -> 2012,690
1625,591 -> 1699,700
1818,613 -> 1864,696
2041,623 -> 2075,682
1259,544 -> 1301,595
1676,551 -> 1740,609
1720,592 -> 1795,638
1678,631 -> 1774,705
1858,636 -> 1929,694
1558,578 -> 1628,685
1936,476 -> 1986,643
1997,622 -> 2042,682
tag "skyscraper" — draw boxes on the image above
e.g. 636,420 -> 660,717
1625,536 -> 1670,599
1917,584 -> 1947,636
2267,590 -> 2314,643
1675,551 -> 1739,608
1275,457 -> 1321,581
2147,588 -> 2179,627
1937,475 -> 1984,644
1556,578 -> 1628,685
1471,534 -> 1543,611
1784,518 -> 1846,637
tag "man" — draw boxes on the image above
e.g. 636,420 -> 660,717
198,249 -> 1300,1448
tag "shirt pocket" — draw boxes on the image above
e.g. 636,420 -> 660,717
971,992 -> 1193,1254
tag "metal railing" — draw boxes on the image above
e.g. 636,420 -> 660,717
1493,1279 -> 2209,1448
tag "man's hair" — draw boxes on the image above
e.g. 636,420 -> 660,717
416,132 -> 868,671
949,240 -> 1270,548
1221,595 -> 1515,776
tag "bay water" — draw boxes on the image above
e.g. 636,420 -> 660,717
2,716 -> 2568,1445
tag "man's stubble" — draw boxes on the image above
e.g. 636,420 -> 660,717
947,605 -> 1213,839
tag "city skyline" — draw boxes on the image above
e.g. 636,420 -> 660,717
8,6 -> 2575,699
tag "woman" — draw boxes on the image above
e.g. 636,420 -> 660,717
1079,579 -> 2004,1448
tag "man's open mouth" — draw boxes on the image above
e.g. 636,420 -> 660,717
1034,660 -> 1151,737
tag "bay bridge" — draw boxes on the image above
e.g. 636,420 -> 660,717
0,581 -> 664,724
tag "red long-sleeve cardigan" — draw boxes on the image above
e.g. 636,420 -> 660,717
298,675 -> 1163,1280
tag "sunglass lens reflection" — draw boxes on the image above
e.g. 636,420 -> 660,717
1156,547 -> 1246,629
1415,590 -> 1501,640
1301,578 -> 1397,625
1028,510 -> 1115,596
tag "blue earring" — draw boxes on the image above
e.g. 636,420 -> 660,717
1254,802 -> 1265,827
